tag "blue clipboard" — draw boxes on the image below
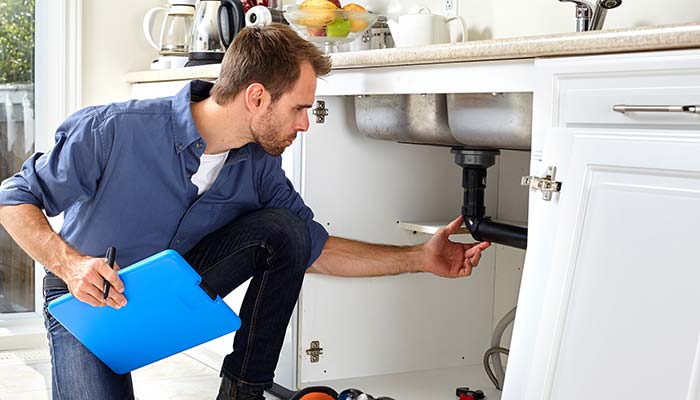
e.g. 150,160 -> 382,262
47,249 -> 241,374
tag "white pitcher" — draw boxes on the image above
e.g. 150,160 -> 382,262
387,8 -> 466,48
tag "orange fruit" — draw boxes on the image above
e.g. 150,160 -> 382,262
342,3 -> 369,32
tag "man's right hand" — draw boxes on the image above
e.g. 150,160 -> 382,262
0,204 -> 128,309
62,256 -> 127,309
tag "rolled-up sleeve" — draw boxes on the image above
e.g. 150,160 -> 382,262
257,154 -> 329,268
0,107 -> 110,217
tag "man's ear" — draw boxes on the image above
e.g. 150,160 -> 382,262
244,83 -> 269,112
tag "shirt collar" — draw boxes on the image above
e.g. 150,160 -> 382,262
225,143 -> 252,166
171,80 -> 213,154
171,80 -> 252,165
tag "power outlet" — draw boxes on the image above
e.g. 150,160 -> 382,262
443,0 -> 458,16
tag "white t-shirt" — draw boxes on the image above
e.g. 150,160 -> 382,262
191,151 -> 229,195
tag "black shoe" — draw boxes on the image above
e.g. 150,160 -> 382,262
216,375 -> 265,400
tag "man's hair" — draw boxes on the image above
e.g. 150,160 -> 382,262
211,23 -> 332,105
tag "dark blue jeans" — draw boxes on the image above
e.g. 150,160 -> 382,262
43,208 -> 311,399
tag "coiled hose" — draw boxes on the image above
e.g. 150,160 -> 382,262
483,306 -> 517,390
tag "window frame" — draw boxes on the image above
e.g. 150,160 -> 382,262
0,0 -> 82,349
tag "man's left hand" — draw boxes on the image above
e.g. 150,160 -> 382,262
421,215 -> 491,278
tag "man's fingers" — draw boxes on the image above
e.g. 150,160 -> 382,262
470,250 -> 482,267
97,261 -> 125,293
459,261 -> 473,277
77,293 -> 102,307
443,215 -> 465,235
461,241 -> 489,272
107,289 -> 128,308
464,241 -> 491,258
77,276 -> 126,309
105,295 -> 125,309
76,284 -> 107,307
476,241 -> 491,251
83,268 -> 107,292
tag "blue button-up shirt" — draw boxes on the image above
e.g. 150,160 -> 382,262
0,80 -> 328,268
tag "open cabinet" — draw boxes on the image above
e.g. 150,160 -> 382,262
295,94 -> 529,399
129,47 -> 700,400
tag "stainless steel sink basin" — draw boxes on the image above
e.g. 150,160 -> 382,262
354,92 -> 533,150
354,93 -> 458,146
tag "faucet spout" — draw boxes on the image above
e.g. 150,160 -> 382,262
590,0 -> 622,30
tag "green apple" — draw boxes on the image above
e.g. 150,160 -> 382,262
326,18 -> 351,37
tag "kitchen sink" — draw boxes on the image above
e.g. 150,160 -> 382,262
354,92 -> 533,150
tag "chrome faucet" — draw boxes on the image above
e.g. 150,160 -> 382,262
559,0 -> 622,32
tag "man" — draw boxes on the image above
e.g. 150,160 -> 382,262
0,24 -> 490,400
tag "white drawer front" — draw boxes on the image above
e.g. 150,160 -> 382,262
558,71 -> 700,130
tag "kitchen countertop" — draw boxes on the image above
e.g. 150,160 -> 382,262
125,22 -> 700,84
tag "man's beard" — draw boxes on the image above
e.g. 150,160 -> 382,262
251,109 -> 287,157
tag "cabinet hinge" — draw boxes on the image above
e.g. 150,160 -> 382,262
305,340 -> 323,363
521,166 -> 562,201
313,100 -> 328,123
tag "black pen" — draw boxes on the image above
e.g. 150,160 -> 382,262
103,247 -> 116,300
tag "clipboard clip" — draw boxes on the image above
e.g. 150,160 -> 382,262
198,281 -> 217,301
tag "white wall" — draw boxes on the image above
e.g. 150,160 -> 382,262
365,0 -> 700,40
80,0 -> 700,107
80,0 -> 161,106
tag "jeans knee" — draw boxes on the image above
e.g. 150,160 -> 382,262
260,208 -> 311,269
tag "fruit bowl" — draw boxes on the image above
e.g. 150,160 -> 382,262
283,4 -> 378,46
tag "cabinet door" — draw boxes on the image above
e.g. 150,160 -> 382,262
506,126 -> 700,399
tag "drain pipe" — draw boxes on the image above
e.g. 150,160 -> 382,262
452,149 -> 528,250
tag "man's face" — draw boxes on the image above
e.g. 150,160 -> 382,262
250,63 -> 317,156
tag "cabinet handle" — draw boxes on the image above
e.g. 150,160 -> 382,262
613,104 -> 700,114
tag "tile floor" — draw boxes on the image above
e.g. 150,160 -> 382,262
0,347 -> 278,400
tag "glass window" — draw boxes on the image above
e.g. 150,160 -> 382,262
0,0 -> 35,314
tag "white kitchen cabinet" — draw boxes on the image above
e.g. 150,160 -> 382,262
291,57 -> 533,398
129,47 -> 700,400
504,50 -> 700,400
296,94 -> 527,399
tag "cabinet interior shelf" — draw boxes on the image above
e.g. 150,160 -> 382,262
399,220 -> 526,235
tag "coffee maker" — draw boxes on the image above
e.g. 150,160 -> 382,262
143,0 -> 196,69
187,0 -> 245,66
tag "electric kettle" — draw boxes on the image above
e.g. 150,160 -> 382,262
143,0 -> 196,56
187,0 -> 246,66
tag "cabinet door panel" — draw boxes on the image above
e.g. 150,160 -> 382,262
520,128 -> 700,400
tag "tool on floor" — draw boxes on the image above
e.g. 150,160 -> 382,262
290,386 -> 338,400
456,387 -> 486,400
267,384 -> 338,400
337,388 -> 395,400
267,384 -> 396,400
